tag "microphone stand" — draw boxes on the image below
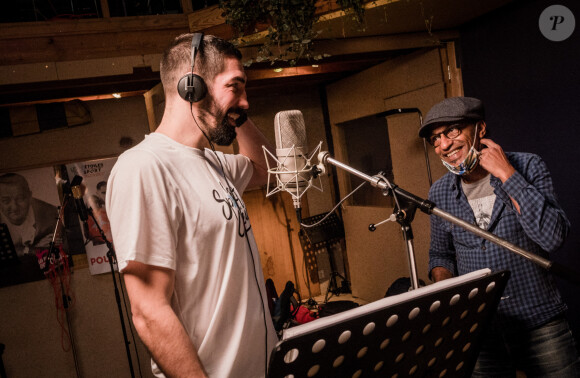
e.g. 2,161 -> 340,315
45,195 -> 81,377
85,207 -> 136,378
317,151 -> 580,287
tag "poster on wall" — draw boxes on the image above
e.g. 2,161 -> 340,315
66,158 -> 117,275
0,167 -> 83,287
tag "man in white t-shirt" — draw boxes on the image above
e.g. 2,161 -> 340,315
106,34 -> 278,378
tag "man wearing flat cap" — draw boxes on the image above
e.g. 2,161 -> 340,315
420,97 -> 579,376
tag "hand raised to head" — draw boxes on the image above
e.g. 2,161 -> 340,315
478,138 -> 516,183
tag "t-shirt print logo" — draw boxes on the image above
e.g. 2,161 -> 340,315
475,209 -> 491,230
212,181 -> 251,237
469,195 -> 495,229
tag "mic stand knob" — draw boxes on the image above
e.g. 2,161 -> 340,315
368,214 -> 396,232
310,165 -> 324,179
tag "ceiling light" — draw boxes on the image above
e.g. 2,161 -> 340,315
273,68 -> 283,73
112,93 -> 122,99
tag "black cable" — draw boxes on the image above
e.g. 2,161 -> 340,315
300,181 -> 367,229
116,262 -> 144,377
243,231 -> 270,377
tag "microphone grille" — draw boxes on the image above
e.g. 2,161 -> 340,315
274,110 -> 307,150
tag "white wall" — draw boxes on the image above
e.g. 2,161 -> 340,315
0,96 -> 150,172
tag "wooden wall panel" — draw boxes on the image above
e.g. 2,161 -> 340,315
439,42 -> 465,98
143,82 -> 165,132
342,206 -> 406,301
382,49 -> 443,100
326,48 -> 442,125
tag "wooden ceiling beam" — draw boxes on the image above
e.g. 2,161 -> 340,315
0,14 -> 189,39
1,30 -> 181,65
0,15 -> 190,66
0,67 -> 160,105
246,60 -> 377,81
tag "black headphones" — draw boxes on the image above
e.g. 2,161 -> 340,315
177,33 -> 207,103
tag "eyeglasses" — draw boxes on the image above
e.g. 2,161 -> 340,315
428,124 -> 469,147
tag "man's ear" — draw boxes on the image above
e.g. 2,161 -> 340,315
478,121 -> 487,138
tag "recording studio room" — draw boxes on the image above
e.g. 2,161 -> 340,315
0,0 -> 578,377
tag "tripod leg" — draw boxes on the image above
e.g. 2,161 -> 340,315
324,242 -> 350,302
324,272 -> 337,303
324,283 -> 332,303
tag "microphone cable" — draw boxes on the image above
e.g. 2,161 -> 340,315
300,181 -> 368,230
190,104 -> 271,377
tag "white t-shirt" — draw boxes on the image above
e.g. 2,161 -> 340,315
462,174 -> 496,229
106,133 -> 277,378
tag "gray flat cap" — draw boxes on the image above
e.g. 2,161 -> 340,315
419,97 -> 485,138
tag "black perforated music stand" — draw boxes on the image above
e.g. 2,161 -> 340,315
268,269 -> 509,378
300,212 -> 349,302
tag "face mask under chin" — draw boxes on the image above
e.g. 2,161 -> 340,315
441,123 -> 480,176
441,145 -> 480,175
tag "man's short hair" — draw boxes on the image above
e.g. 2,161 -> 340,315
160,34 -> 243,95
0,173 -> 31,195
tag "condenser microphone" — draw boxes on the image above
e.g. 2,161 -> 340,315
274,110 -> 311,201
263,110 -> 324,223
70,175 -> 89,222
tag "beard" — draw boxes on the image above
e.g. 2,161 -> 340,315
203,96 -> 246,146
209,110 -> 238,146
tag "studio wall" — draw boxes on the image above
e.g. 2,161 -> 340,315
0,97 -> 150,171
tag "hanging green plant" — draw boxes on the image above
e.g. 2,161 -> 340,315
219,0 -> 366,65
